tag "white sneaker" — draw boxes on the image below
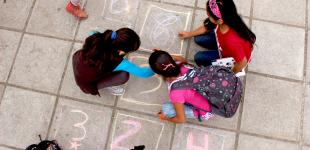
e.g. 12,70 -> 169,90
105,86 -> 125,96
201,112 -> 214,121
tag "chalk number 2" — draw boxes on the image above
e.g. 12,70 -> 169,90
112,120 -> 142,150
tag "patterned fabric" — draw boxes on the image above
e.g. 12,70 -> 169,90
171,65 -> 243,118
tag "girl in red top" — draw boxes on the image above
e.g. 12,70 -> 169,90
179,0 -> 256,73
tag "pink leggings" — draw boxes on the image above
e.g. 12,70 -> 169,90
70,0 -> 80,6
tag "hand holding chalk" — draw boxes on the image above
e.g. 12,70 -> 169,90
178,31 -> 191,39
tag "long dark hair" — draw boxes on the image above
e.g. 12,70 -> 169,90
149,50 -> 180,78
206,0 -> 256,46
81,28 -> 141,71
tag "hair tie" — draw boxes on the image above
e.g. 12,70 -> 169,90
111,31 -> 117,40
162,63 -> 175,71
209,0 -> 222,19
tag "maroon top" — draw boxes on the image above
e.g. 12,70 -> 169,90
72,50 -> 120,95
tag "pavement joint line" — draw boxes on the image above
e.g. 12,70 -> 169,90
0,144 -> 22,150
234,1 -> 255,149
104,96 -> 120,150
299,83 -> 307,150
305,142 -> 310,147
0,0 -> 38,108
184,1 -> 197,60
168,123 -> 177,150
24,31 -> 75,42
239,130 -> 300,144
299,1 -> 309,149
247,71 -> 304,83
0,26 -> 23,33
7,83 -> 116,109
6,83 -> 58,97
251,17 -> 306,29
46,0 -> 86,137
160,1 -> 196,9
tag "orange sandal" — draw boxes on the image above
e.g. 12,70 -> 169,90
66,2 -> 88,19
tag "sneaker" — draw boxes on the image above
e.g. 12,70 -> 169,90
201,112 -> 214,121
66,2 -> 88,19
105,86 -> 125,96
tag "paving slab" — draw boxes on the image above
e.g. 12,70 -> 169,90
0,86 -> 56,149
172,124 -> 236,150
0,146 -> 15,150
76,0 -> 137,41
48,98 -> 113,150
135,1 -> 193,55
0,0 -> 34,30
162,0 -> 196,7
237,134 -> 299,150
8,34 -> 71,94
60,43 -> 116,106
241,73 -> 303,141
253,0 -> 305,27
0,29 -> 21,82
249,20 -> 305,80
118,53 -> 169,114
303,146 -> 310,150
26,0 -> 80,39
303,85 -> 310,145
197,0 -> 251,17
106,110 -> 174,150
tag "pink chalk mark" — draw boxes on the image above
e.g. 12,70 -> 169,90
69,140 -> 81,150
186,132 -> 209,150
112,120 -> 142,150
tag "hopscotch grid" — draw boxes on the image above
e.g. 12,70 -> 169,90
139,4 -> 191,54
110,113 -> 165,150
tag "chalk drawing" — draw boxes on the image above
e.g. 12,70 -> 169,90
110,113 -> 165,150
111,120 -> 142,150
120,56 -> 163,107
182,126 -> 225,150
186,132 -> 209,150
109,0 -> 130,14
101,0 -> 138,27
149,12 -> 182,51
68,109 -> 89,150
139,5 -> 191,54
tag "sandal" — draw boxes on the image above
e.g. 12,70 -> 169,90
66,2 -> 88,19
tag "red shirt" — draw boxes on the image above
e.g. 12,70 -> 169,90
216,27 -> 252,62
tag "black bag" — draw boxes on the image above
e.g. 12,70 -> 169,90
25,135 -> 61,150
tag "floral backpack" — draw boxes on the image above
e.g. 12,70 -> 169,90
170,65 -> 243,118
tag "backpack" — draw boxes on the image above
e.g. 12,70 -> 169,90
25,135 -> 61,150
170,65 -> 243,118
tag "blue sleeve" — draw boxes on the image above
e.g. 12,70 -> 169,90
113,59 -> 155,78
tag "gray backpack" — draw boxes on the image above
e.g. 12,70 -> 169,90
171,65 -> 243,118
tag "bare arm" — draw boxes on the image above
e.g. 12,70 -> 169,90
179,25 -> 209,39
232,57 -> 247,73
171,55 -> 187,64
158,103 -> 186,123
